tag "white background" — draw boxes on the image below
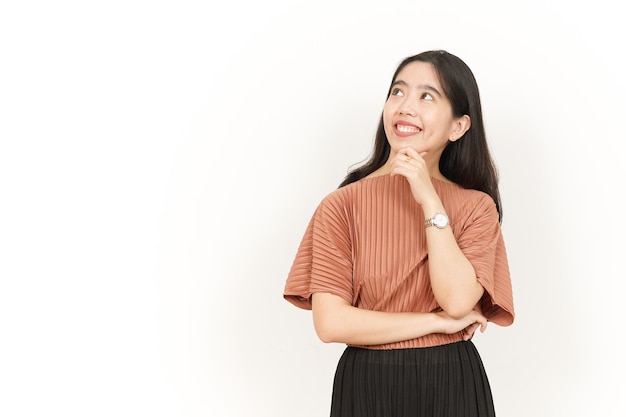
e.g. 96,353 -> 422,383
1,1 -> 625,416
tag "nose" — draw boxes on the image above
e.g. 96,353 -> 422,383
398,96 -> 417,116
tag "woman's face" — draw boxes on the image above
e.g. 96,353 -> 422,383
383,61 -> 464,163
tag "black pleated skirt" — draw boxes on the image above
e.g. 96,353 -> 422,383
330,341 -> 496,417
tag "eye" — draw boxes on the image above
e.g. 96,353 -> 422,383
391,87 -> 404,97
421,92 -> 434,101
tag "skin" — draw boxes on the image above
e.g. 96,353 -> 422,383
312,61 -> 487,346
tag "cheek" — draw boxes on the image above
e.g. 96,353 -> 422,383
382,114 -> 394,138
422,112 -> 446,128
382,103 -> 394,126
381,112 -> 393,138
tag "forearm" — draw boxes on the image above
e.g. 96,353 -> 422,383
311,292 -> 441,345
423,205 -> 484,318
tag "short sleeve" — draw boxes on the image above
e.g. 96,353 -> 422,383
457,195 -> 515,326
283,196 -> 354,310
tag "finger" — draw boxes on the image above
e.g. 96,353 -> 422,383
400,148 -> 418,161
463,328 -> 471,341
463,324 -> 478,341
391,151 -> 412,167
402,147 -> 428,161
462,323 -> 476,340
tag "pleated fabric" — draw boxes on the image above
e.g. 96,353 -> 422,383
283,173 -> 514,350
331,341 -> 495,417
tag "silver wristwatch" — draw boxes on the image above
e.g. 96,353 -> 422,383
424,212 -> 449,229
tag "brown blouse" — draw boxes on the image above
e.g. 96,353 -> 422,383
283,173 -> 515,350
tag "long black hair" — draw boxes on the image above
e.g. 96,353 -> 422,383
338,50 -> 503,222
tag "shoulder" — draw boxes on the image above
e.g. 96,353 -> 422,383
434,179 -> 498,222
435,178 -> 491,202
310,175 -> 394,227
318,175 -> 383,207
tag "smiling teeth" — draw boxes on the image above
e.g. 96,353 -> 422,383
397,124 -> 419,133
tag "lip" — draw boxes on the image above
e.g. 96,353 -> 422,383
393,121 -> 422,137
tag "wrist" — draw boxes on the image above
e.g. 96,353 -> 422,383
424,212 -> 449,229
429,311 -> 446,334
421,200 -> 444,219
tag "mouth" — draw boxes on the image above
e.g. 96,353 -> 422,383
394,122 -> 422,136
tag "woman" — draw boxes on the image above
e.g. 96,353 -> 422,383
283,50 -> 515,417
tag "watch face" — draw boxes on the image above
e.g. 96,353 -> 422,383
433,213 -> 449,228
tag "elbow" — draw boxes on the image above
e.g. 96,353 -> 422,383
312,293 -> 351,343
441,303 -> 473,320
313,319 -> 340,343
438,288 -> 485,320
316,331 -> 335,344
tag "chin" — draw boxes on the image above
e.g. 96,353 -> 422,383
389,138 -> 421,153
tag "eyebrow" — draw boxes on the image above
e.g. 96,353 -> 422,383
391,80 -> 443,98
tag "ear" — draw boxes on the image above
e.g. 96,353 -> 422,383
449,115 -> 471,142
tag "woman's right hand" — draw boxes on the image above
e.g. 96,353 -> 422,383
434,309 -> 488,341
